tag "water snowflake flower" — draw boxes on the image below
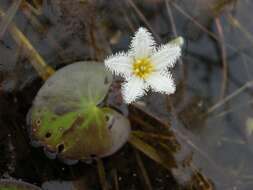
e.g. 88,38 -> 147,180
105,27 -> 183,104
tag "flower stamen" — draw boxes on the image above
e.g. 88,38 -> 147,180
132,58 -> 154,79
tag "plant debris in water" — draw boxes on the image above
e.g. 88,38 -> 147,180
0,0 -> 253,190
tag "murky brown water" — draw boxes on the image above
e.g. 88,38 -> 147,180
1,0 -> 253,190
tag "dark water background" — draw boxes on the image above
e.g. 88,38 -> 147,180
1,0 -> 253,189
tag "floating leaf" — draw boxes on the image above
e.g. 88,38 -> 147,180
28,61 -> 130,161
0,179 -> 41,190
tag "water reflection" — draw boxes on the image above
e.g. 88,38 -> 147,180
0,0 -> 253,189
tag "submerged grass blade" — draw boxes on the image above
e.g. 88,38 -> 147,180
171,1 -> 253,62
227,14 -> 253,45
0,0 -> 22,39
9,24 -> 55,80
129,133 -> 174,170
132,130 -> 174,141
21,0 -> 43,16
134,149 -> 153,190
0,8 -> 55,80
97,159 -> 109,190
207,80 -> 253,114
215,18 -> 228,100
127,0 -> 160,42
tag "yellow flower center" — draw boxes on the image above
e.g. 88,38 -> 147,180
132,58 -> 154,79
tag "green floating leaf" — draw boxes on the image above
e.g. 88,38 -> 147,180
0,179 -> 41,190
28,61 -> 130,161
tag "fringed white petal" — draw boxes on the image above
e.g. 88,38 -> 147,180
104,52 -> 132,77
122,76 -> 146,104
146,71 -> 176,95
151,43 -> 181,71
129,27 -> 156,59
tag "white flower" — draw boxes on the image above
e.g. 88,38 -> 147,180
105,27 -> 183,104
